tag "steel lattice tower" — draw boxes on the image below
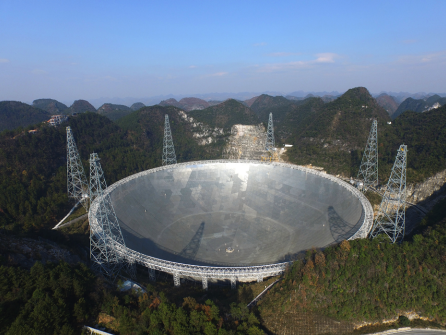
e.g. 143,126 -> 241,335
357,120 -> 378,189
89,153 -> 127,279
162,114 -> 177,166
265,113 -> 275,151
369,144 -> 407,243
66,126 -> 89,210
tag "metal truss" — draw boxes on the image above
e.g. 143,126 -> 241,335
89,159 -> 373,289
162,114 -> 177,166
265,113 -> 275,151
66,127 -> 89,210
370,145 -> 407,243
89,153 -> 127,280
357,120 -> 378,189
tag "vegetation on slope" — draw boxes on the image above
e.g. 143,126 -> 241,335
0,101 -> 50,132
188,99 -> 259,131
0,261 -> 100,334
375,93 -> 399,116
0,111 -> 211,231
32,99 -> 69,115
280,88 -> 446,183
117,105 -> 220,162
0,258 -> 265,335
392,95 -> 446,119
284,87 -> 390,175
65,100 -> 96,115
259,196 -> 446,328
130,102 -> 145,111
249,94 -> 304,123
378,106 -> 446,183
97,103 -> 133,121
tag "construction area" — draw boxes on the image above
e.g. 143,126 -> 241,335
222,125 -> 286,162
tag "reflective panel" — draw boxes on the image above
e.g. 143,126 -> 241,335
110,162 -> 364,267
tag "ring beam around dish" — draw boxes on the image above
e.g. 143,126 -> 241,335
89,160 -> 373,282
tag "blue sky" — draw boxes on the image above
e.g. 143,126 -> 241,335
1,0 -> 445,103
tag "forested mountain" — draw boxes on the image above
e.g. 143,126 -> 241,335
381,105 -> 446,182
392,95 -> 446,119
130,102 -> 145,111
65,100 -> 96,115
284,87 -> 391,175
0,101 -> 51,132
244,95 -> 259,107
159,98 -> 183,109
117,105 -> 218,163
281,88 -> 446,183
249,94 -> 304,123
97,103 -> 133,121
188,99 -> 259,130
159,97 -> 211,111
0,110 -> 214,231
0,113 -> 138,230
376,93 -> 400,115
259,197 -> 446,333
32,99 -> 68,115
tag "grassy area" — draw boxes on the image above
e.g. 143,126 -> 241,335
364,189 -> 382,207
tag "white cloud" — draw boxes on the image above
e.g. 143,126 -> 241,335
268,52 -> 301,57
189,65 -> 197,68
257,53 -> 340,72
396,50 -> 446,64
0,58 -> 10,63
32,69 -> 47,75
314,53 -> 338,63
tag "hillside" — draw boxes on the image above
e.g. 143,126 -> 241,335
65,99 -> 96,114
259,197 -> 446,333
32,99 -> 68,115
392,95 -> 446,119
159,97 -> 211,111
0,112 -> 163,230
97,103 -> 133,121
178,97 -> 210,111
249,94 -> 303,123
130,102 -> 145,111
244,95 -> 259,107
376,93 -> 399,115
159,98 -> 182,109
0,101 -> 51,132
117,105 -> 218,163
284,87 -> 391,175
381,105 -> 446,182
188,99 -> 259,130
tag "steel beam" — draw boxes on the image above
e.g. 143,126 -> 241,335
162,114 -> 177,166
370,145 -> 407,243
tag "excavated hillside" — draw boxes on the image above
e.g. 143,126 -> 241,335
222,124 -> 267,160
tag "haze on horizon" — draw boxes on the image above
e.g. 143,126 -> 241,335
1,0 -> 445,104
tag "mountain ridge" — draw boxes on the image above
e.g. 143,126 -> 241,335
0,101 -> 51,132
32,99 -> 68,115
